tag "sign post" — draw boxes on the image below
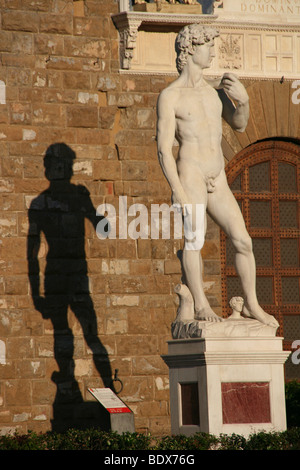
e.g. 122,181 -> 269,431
88,388 -> 135,433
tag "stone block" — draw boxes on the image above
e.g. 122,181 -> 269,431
116,335 -> 158,357
32,104 -> 63,126
63,71 -> 91,90
108,275 -> 147,295
76,128 -> 110,145
0,213 -> 17,237
9,103 -> 32,125
5,380 -> 32,406
132,356 -> 167,377
129,260 -> 151,276
22,0 -> 50,11
121,161 -> 147,181
34,34 -> 64,55
73,0 -> 85,17
110,295 -> 139,307
2,11 -> 39,33
127,310 -> 152,335
99,106 -> 117,129
137,109 -> 155,129
32,380 -> 56,405
105,310 -> 128,335
0,31 -> 13,52
137,239 -> 151,259
1,157 -> 23,177
39,14 -> 73,35
11,32 -> 33,54
164,260 -> 181,275
46,56 -> 83,71
93,160 -> 121,181
66,106 -> 98,128
74,17 -> 109,37
16,359 -> 45,378
64,37 -> 109,58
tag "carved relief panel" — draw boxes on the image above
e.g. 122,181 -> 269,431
218,33 -> 243,70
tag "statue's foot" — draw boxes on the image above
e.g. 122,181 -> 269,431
243,303 -> 279,328
195,306 -> 223,322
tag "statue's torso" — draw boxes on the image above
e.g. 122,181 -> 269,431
173,84 -> 224,179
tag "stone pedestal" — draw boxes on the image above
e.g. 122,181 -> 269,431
162,318 -> 290,437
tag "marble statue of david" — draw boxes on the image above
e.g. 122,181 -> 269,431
157,24 -> 278,328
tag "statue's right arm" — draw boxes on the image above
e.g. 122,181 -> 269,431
157,91 -> 189,210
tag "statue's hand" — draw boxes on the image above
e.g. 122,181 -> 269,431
171,190 -> 191,216
221,73 -> 249,105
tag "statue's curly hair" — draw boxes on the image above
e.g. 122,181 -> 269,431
175,24 -> 219,73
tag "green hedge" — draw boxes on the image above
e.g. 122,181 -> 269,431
0,428 -> 300,450
286,380 -> 300,428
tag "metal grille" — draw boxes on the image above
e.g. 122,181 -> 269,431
285,356 -> 300,380
221,140 -> 300,379
282,277 -> 300,304
278,162 -> 297,193
252,238 -> 273,267
256,277 -> 274,305
280,239 -> 299,267
279,201 -> 298,228
283,315 -> 300,341
250,201 -> 272,228
249,161 -> 270,192
231,173 -> 242,192
225,238 -> 235,266
226,276 -> 243,302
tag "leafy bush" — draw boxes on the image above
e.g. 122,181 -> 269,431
286,380 -> 300,428
218,433 -> 247,450
244,431 -> 291,450
154,432 -> 218,450
0,428 -> 300,450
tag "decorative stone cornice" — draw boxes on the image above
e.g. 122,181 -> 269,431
162,350 -> 290,368
214,19 -> 300,33
112,11 -> 217,28
111,11 -> 217,70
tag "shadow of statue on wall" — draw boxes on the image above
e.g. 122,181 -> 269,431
27,143 -> 112,431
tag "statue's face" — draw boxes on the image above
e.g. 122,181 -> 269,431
232,297 -> 244,312
190,40 -> 215,69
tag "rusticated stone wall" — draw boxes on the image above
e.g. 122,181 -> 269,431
0,0 -> 222,435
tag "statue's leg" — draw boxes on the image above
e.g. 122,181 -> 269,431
181,201 -> 223,322
182,247 -> 222,321
207,171 -> 279,327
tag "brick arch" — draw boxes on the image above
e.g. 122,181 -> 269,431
221,80 -> 300,163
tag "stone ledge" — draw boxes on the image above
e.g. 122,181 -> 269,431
162,350 -> 290,368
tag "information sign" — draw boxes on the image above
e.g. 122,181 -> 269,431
88,387 -> 131,414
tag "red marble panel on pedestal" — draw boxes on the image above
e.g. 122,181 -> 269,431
221,382 -> 271,424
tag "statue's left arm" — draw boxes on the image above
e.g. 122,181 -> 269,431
217,73 -> 249,132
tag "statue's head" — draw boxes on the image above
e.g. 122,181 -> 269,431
229,296 -> 244,312
175,23 -> 219,73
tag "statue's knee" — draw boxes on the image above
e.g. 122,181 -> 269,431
235,235 -> 252,255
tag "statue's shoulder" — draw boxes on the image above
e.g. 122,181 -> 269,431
158,82 -> 181,103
